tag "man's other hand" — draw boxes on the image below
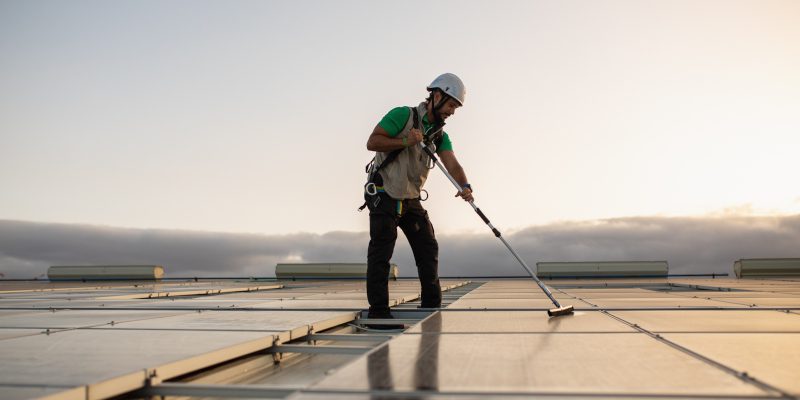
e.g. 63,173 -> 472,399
455,187 -> 473,202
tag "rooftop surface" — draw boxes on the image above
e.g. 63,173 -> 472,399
1,276 -> 799,399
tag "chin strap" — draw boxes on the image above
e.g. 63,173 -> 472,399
429,89 -> 451,126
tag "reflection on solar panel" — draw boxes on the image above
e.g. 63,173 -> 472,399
1,276 -> 798,399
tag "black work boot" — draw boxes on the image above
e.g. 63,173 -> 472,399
365,312 -> 404,330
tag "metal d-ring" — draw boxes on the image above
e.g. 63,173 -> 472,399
365,182 -> 377,196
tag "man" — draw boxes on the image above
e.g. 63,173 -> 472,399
364,73 -> 473,329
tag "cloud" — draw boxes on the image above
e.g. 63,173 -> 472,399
1,215 -> 798,279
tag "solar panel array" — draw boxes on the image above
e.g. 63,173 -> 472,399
1,277 -> 798,399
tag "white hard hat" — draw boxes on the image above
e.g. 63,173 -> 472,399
427,73 -> 465,105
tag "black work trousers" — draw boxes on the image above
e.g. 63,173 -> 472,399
367,193 -> 441,316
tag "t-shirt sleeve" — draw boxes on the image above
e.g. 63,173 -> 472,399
437,132 -> 453,153
377,107 -> 410,137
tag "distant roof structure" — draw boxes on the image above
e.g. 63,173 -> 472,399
1,272 -> 798,399
275,262 -> 398,280
536,261 -> 669,278
734,258 -> 800,278
48,265 -> 165,281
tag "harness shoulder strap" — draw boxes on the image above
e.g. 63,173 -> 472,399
373,106 -> 417,174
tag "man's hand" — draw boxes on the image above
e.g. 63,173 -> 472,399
455,187 -> 473,202
406,128 -> 423,147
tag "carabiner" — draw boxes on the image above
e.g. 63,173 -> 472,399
365,182 -> 378,196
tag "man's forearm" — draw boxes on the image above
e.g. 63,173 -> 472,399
446,163 -> 469,187
438,151 -> 470,188
366,134 -> 407,152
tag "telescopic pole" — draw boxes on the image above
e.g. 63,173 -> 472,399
419,144 -> 572,315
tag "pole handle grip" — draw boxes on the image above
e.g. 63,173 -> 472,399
475,207 -> 491,224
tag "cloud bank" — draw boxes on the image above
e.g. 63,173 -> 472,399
1,215 -> 798,279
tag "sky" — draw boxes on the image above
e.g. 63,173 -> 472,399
1,1 -> 799,278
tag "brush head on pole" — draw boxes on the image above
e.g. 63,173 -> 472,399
547,305 -> 575,317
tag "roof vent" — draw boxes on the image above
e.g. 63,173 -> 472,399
275,263 -> 398,280
48,265 -> 165,281
536,261 -> 668,278
734,258 -> 800,278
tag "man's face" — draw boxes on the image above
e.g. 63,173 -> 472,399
434,92 -> 462,120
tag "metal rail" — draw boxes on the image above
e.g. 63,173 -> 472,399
307,333 -> 393,342
269,344 -> 372,355
136,383 -> 786,399
2,306 -> 798,312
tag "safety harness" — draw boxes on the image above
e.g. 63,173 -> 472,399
359,106 -> 444,213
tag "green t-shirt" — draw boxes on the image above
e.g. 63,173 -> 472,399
377,107 -> 454,152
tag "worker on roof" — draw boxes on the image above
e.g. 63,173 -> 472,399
363,73 -> 473,329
